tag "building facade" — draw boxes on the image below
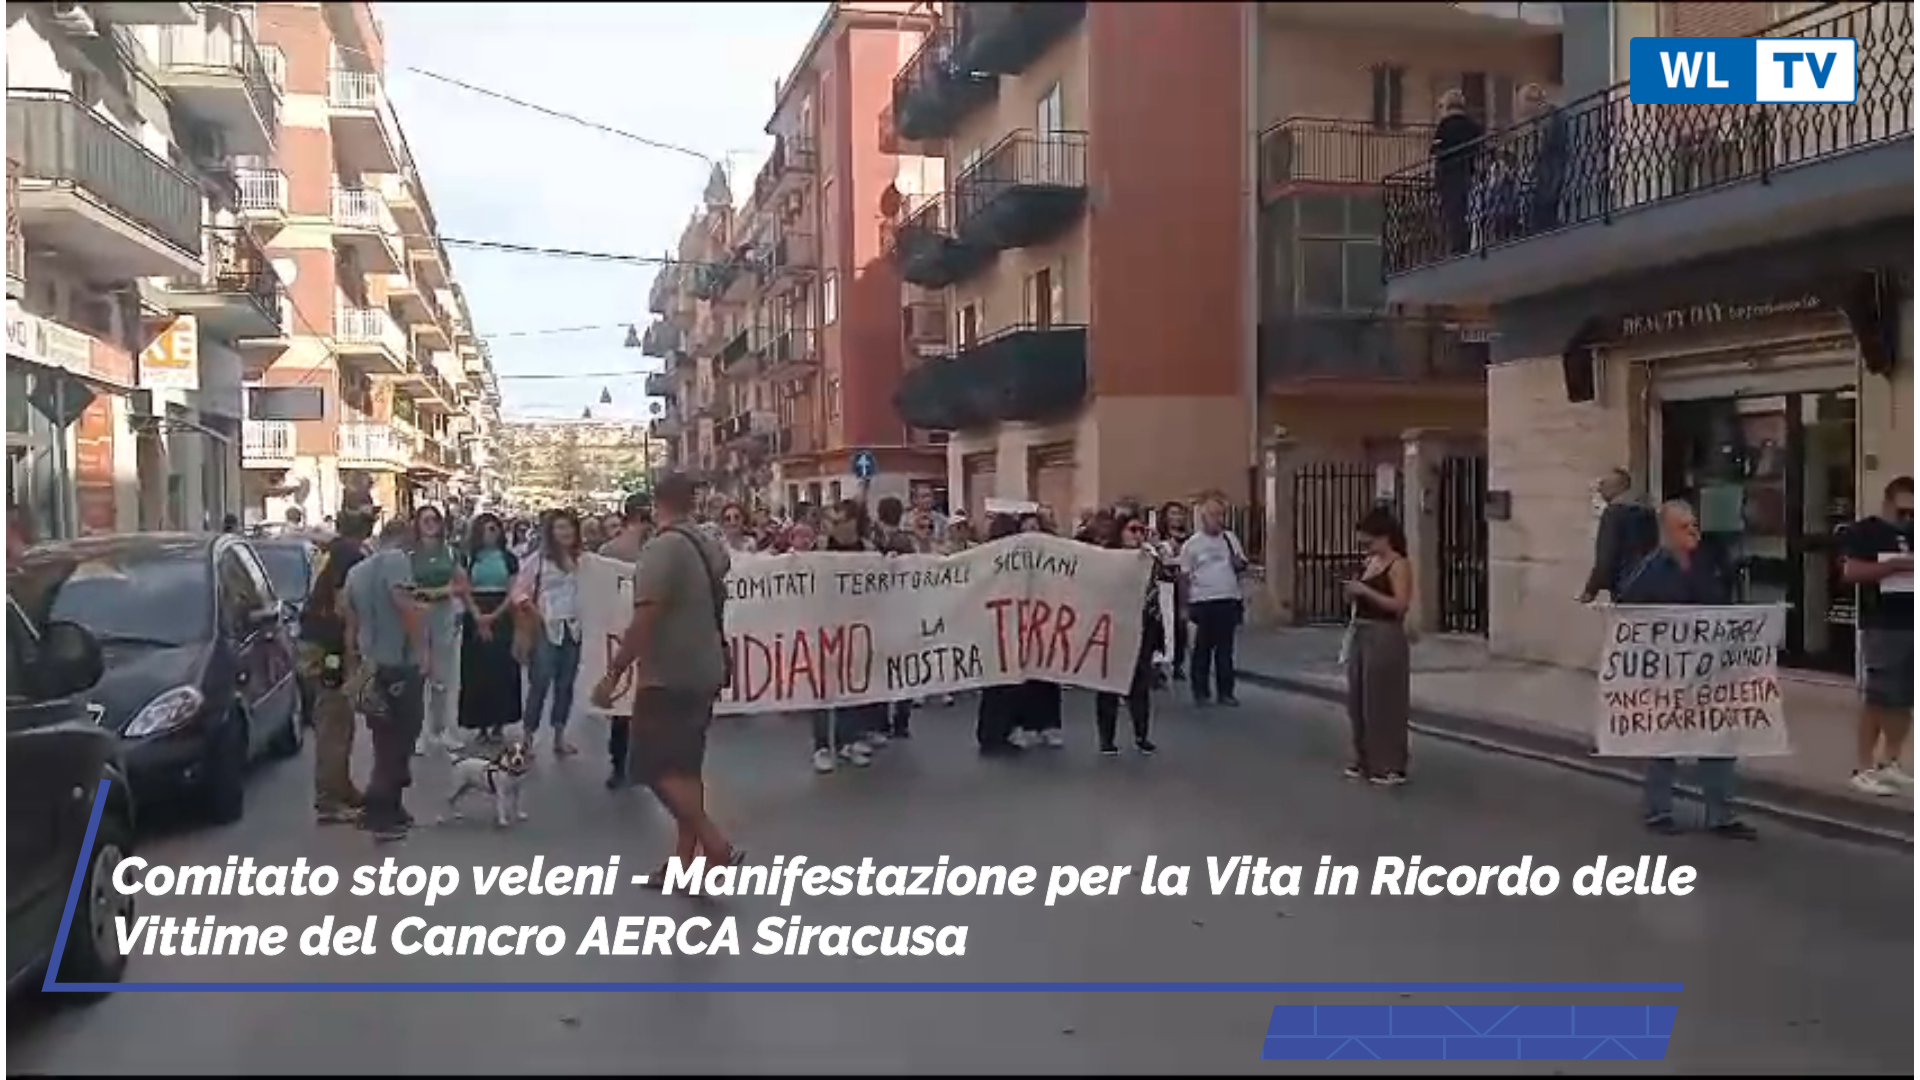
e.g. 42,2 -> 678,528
642,2 -> 948,512
1382,0 -> 1913,673
7,0 -> 275,536
234,1 -> 499,525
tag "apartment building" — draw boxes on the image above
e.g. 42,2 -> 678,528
644,167 -> 736,490
235,0 -> 500,524
1382,1 -> 1912,675
888,2 -> 1251,517
642,3 -> 946,512
7,0 -> 281,536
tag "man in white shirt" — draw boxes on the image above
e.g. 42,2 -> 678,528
1178,497 -> 1247,707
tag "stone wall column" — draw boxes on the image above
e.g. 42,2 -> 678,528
1261,435 -> 1300,624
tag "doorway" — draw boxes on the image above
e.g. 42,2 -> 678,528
1659,390 -> 1857,673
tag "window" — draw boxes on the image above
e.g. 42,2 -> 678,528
956,302 -> 980,347
1024,264 -> 1064,328
830,480 -> 843,504
1037,81 -> 1064,134
1459,72 -> 1514,130
1297,238 -> 1384,312
828,376 -> 842,419
823,273 -> 839,324
1369,66 -> 1406,128
216,549 -> 266,637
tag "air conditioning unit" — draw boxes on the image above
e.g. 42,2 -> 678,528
51,2 -> 99,37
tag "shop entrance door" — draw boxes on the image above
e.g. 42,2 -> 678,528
1659,390 -> 1857,674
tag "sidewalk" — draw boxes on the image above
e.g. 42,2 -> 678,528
1236,627 -> 1914,846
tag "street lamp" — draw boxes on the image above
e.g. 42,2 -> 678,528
624,324 -> 642,349
599,386 -> 613,405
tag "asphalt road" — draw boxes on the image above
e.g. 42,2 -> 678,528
9,687 -> 1913,1074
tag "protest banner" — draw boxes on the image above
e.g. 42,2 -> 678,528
579,534 -> 1153,715
1594,603 -> 1792,758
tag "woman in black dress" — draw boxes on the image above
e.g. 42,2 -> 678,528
459,513 -> 523,741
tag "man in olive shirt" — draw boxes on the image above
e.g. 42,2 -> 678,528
300,509 -> 372,823
343,521 -> 428,843
592,473 -> 741,876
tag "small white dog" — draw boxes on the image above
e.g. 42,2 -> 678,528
442,738 -> 531,828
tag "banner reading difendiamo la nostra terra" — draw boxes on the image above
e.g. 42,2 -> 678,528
579,534 -> 1152,714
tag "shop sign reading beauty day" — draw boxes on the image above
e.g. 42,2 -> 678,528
1594,603 -> 1792,758
579,534 -> 1153,715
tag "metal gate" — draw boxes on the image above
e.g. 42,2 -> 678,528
1435,454 -> 1489,635
1292,461 -> 1398,624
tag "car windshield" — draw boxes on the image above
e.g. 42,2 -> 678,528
13,547 -> 212,648
254,544 -> 311,603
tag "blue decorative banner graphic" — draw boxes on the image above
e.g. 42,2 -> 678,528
1262,1004 -> 1677,1061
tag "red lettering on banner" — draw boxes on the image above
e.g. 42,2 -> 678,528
984,597 -> 1114,680
724,624 -> 877,706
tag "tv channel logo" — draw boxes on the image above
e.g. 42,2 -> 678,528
1628,37 -> 1858,105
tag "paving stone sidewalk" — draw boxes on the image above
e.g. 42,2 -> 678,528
1237,626 -> 1913,844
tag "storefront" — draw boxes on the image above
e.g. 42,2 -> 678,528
6,299 -> 138,539
1482,228 -> 1910,674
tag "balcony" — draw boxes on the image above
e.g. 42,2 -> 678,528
893,322 -> 1088,432
241,419 -> 295,468
892,24 -> 997,142
640,320 -> 683,358
337,420 -> 411,471
953,130 -> 1089,252
94,2 -> 198,24
762,326 -> 820,377
653,404 -> 685,438
1262,1 -> 1559,36
388,274 -> 451,347
235,168 -> 286,219
159,225 -> 284,339
1382,0 -> 1911,306
7,158 -> 23,299
6,91 -> 204,278
377,172 -> 427,237
331,307 -> 406,373
648,264 -> 680,315
644,371 -> 676,398
1259,314 -> 1491,388
409,237 -> 451,291
718,409 -> 776,450
329,186 -> 403,273
1260,119 -> 1432,201
753,232 -> 817,295
954,2 -> 1086,75
885,194 -> 994,288
153,10 -> 280,156
719,326 -> 759,372
325,69 -> 400,173
753,134 -> 818,207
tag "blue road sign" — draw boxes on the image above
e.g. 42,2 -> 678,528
852,449 -> 877,480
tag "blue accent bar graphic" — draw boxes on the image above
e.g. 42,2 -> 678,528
45,782 -> 1689,994
1263,1005 -> 1679,1060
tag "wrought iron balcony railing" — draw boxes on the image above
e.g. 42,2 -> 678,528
1383,1 -> 1912,275
174,224 -> 282,306
1260,118 -> 1432,195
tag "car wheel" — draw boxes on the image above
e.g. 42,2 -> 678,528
269,683 -> 306,759
202,712 -> 249,825
53,809 -> 134,997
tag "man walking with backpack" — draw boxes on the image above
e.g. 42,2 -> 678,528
591,473 -> 743,879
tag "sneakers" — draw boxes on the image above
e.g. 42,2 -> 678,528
1876,763 -> 1914,790
812,748 -> 837,774
1368,772 -> 1407,786
1710,821 -> 1759,841
1849,770 -> 1900,797
1342,764 -> 1365,780
867,730 -> 891,749
838,742 -> 872,768
1218,695 -> 1242,708
1134,738 -> 1157,755
315,806 -> 361,826
1098,742 -> 1120,757
1041,729 -> 1066,749
1643,814 -> 1681,835
1009,729 -> 1035,749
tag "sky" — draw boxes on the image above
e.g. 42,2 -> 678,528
377,2 -> 827,423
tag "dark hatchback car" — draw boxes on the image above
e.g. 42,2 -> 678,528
5,594 -> 134,996
10,534 -> 306,826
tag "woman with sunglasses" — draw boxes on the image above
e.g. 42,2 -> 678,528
1091,513 -> 1168,755
458,513 -> 522,743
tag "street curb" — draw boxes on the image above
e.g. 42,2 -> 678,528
1237,668 -> 1915,853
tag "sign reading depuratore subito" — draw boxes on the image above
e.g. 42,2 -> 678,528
1595,604 -> 1792,758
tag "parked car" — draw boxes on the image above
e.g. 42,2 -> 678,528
10,534 -> 306,825
248,536 -> 318,723
5,593 -> 135,996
